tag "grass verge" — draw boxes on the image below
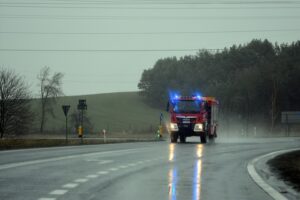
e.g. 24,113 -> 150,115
267,150 -> 300,191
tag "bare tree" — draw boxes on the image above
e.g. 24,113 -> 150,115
38,67 -> 64,133
0,68 -> 32,138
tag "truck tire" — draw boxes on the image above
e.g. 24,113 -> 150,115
170,132 -> 178,143
179,135 -> 186,143
200,134 -> 207,143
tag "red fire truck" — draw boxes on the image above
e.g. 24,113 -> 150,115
167,95 -> 218,143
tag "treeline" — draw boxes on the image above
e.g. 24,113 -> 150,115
138,39 -> 300,133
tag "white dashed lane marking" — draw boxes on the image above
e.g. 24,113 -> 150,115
37,159 -> 152,200
49,189 -> 68,195
63,183 -> 79,189
97,171 -> 109,175
86,174 -> 99,178
74,178 -> 88,183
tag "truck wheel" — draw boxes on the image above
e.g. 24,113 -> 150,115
179,135 -> 186,143
200,134 -> 207,143
170,132 -> 178,143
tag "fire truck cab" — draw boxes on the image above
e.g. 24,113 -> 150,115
167,95 -> 218,143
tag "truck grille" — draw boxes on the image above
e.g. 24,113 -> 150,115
176,117 -> 197,124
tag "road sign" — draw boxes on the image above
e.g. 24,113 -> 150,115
160,113 -> 163,125
281,111 -> 300,124
77,99 -> 87,110
62,105 -> 70,117
62,105 -> 71,144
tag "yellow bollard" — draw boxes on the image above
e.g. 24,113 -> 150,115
157,125 -> 163,138
78,126 -> 83,138
159,125 -> 163,136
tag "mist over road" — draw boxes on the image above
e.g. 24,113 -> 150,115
0,138 -> 299,200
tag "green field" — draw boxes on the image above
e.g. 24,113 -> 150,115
31,92 -> 168,136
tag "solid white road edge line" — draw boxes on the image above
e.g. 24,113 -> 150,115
0,148 -> 140,170
247,148 -> 300,200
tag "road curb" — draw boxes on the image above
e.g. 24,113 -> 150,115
247,148 -> 300,200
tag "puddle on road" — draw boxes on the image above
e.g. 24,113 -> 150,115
168,144 -> 204,200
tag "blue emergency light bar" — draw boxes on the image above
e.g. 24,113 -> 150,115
169,91 -> 202,101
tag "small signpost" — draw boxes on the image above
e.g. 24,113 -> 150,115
102,129 -> 107,143
62,105 -> 70,144
157,113 -> 163,138
281,111 -> 300,136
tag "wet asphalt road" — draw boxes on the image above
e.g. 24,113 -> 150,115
0,137 -> 299,200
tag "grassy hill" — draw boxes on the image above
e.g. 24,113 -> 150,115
31,92 -> 167,136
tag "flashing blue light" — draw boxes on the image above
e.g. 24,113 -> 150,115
193,91 -> 202,100
169,90 -> 181,101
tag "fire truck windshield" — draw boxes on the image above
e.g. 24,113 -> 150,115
173,100 -> 201,114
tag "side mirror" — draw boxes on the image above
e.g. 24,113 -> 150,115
166,101 -> 170,112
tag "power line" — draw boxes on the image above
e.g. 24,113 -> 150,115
1,0 -> 300,9
0,15 -> 299,20
1,0 -> 300,5
0,48 -> 222,52
0,29 -> 299,35
1,5 -> 299,9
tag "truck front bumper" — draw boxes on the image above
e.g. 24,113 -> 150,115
170,123 -> 205,137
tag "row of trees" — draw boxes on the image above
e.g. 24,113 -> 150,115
138,39 -> 300,133
0,67 -> 63,138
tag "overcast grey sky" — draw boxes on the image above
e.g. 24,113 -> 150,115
0,0 -> 300,96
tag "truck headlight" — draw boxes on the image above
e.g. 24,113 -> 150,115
170,123 -> 178,131
194,123 -> 203,132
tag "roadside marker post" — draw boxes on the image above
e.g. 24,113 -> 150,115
62,105 -> 70,144
281,111 -> 300,136
102,129 -> 107,143
160,113 -> 163,125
